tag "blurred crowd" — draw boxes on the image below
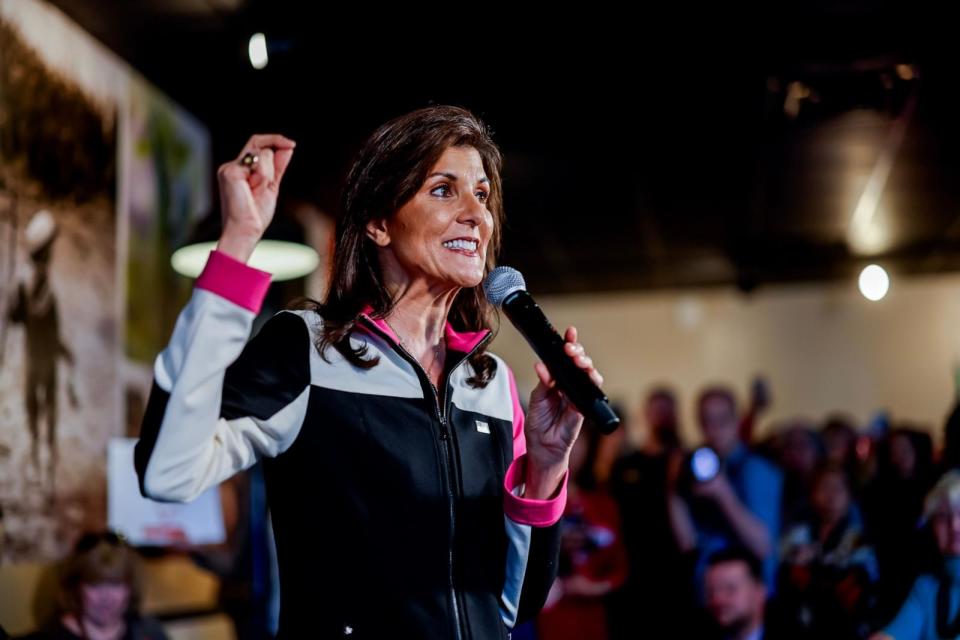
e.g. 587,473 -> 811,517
524,379 -> 960,640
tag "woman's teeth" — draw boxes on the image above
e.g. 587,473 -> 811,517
442,239 -> 477,252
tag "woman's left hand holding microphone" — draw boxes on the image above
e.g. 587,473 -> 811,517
523,325 -> 604,499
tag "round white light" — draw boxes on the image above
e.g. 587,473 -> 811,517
249,33 -> 268,70
172,240 -> 319,281
858,264 -> 889,301
691,447 -> 720,483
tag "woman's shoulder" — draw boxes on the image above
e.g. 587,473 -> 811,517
259,307 -> 327,351
242,308 -> 318,357
277,305 -> 372,343
274,306 -> 322,330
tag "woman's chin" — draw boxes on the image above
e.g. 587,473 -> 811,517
442,271 -> 485,290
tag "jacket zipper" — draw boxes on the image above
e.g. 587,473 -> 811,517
358,315 -> 492,640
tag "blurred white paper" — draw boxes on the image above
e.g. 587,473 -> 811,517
107,437 -> 225,546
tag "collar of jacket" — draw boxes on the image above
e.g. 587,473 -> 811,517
357,302 -> 492,354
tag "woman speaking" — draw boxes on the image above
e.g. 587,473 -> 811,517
133,105 -> 605,639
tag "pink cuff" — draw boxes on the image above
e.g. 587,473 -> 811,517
503,452 -> 569,527
195,249 -> 272,314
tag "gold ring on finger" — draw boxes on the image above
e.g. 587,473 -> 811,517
240,151 -> 259,170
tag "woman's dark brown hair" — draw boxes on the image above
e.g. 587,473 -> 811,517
288,104 -> 505,387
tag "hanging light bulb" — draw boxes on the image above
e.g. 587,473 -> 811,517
172,240 -> 318,281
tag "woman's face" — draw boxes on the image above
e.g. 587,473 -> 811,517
932,504 -> 960,556
369,145 -> 494,291
80,580 -> 130,626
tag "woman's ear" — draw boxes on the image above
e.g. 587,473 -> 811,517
365,217 -> 391,248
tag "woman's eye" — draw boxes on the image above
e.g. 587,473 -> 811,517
431,184 -> 489,202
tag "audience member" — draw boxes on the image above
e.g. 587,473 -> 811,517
17,530 -> 168,640
668,386 -> 784,598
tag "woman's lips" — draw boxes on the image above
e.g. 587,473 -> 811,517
441,239 -> 480,257
444,246 -> 478,257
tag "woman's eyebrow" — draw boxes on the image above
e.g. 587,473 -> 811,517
427,171 -> 490,184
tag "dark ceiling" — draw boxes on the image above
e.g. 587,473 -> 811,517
48,1 -> 960,295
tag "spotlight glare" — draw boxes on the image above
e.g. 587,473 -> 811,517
858,264 -> 889,301
249,33 -> 268,69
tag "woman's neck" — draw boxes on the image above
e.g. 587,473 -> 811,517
62,613 -> 126,640
383,279 -> 459,385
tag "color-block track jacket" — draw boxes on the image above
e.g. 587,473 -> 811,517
133,249 -> 570,639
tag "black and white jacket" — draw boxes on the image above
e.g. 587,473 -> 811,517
134,248 -> 569,639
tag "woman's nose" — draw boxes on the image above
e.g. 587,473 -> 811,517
460,194 -> 486,225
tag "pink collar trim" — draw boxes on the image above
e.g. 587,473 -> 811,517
357,303 -> 491,353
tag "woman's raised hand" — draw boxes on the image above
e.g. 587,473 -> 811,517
216,134 -> 296,263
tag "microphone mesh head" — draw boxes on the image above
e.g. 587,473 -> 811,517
484,266 -> 527,307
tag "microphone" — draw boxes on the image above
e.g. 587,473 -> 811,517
483,266 -> 620,434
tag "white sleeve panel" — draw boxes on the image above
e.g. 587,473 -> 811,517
137,288 -> 311,503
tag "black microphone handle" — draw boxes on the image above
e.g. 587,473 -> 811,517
501,290 -> 620,434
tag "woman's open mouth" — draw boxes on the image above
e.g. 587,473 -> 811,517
441,238 -> 479,256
